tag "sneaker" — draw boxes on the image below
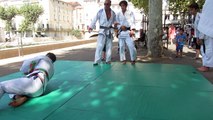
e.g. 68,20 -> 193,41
106,61 -> 111,64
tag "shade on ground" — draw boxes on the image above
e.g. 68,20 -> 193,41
1,60 -> 213,120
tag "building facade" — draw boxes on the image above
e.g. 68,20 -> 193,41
0,0 -> 77,41
0,0 -> 143,41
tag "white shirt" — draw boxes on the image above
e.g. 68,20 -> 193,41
198,0 -> 213,38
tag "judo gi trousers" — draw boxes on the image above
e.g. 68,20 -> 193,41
200,37 -> 213,67
119,36 -> 137,61
0,73 -> 45,99
94,34 -> 112,63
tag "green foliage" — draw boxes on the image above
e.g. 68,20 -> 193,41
129,0 -> 205,16
18,20 -> 31,32
168,0 -> 205,26
19,4 -> 44,32
129,0 -> 149,14
168,0 -> 204,15
70,29 -> 82,39
0,6 -> 18,31
0,4 -> 43,33
19,4 -> 43,24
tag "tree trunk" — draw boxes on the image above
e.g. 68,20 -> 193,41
147,0 -> 163,57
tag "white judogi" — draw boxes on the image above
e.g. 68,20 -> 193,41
0,55 -> 54,99
193,12 -> 201,38
116,10 -> 137,61
90,8 -> 116,64
198,0 -> 213,67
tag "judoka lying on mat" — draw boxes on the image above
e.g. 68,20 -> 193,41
0,52 -> 56,107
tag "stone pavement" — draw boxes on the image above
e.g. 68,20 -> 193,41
0,40 -> 212,83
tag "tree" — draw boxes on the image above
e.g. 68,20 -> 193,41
19,4 -> 43,35
147,0 -> 163,57
169,0 -> 205,15
130,0 -> 163,57
127,0 -> 205,58
168,0 -> 205,25
17,4 -> 43,56
129,0 -> 149,15
130,0 -> 205,16
0,6 -> 18,32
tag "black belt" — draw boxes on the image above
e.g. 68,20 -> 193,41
126,27 -> 131,31
27,72 -> 45,84
117,27 -> 131,37
120,27 -> 131,32
100,26 -> 113,29
203,39 -> 206,53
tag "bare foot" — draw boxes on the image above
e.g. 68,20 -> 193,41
9,95 -> 28,107
197,66 -> 209,72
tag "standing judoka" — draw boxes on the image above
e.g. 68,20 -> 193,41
197,0 -> 213,72
0,52 -> 56,107
88,0 -> 116,65
116,0 -> 137,64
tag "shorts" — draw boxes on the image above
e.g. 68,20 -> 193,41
176,44 -> 183,51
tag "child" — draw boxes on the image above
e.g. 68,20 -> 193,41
175,28 -> 187,58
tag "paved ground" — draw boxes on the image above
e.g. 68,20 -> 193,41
0,40 -> 212,83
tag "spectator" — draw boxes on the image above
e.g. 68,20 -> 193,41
168,24 -> 176,44
175,28 -> 187,58
5,33 -> 11,42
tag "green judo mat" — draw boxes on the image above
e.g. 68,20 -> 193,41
1,60 -> 213,120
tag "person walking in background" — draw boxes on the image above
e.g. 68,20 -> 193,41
0,52 -> 56,107
5,33 -> 11,42
175,28 -> 187,58
116,0 -> 137,65
139,28 -> 146,48
168,24 -> 176,44
197,0 -> 213,72
88,0 -> 117,66
189,2 -> 201,60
